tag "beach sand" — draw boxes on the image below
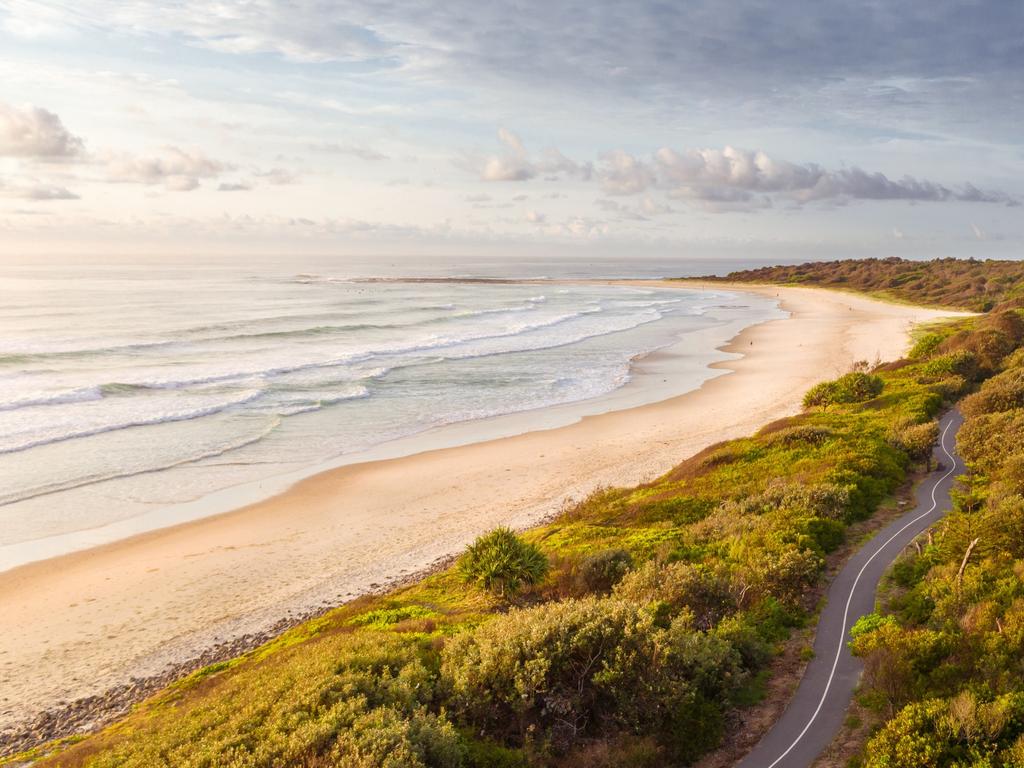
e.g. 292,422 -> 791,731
0,282 -> 968,732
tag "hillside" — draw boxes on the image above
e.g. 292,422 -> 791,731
707,257 -> 1024,312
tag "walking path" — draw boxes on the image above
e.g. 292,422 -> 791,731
736,408 -> 963,767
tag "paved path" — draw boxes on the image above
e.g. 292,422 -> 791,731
736,408 -> 963,768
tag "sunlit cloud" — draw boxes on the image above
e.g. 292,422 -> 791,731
0,102 -> 84,158
100,146 -> 231,191
596,145 -> 1018,210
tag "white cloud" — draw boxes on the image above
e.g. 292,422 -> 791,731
474,128 -> 591,182
0,177 -> 79,200
597,145 -> 1017,210
0,102 -> 84,158
309,142 -> 390,161
597,150 -> 655,195
525,210 -> 545,223
102,145 -> 229,190
255,167 -> 298,185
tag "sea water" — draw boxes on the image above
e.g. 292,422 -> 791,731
0,254 -> 786,568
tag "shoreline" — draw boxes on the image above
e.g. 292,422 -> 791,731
0,287 -> 779,573
0,282 -> 968,746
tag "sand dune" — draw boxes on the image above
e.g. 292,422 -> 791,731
0,282 -> 968,732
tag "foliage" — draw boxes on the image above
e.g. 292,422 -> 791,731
851,307 -> 1024,766
457,527 -> 549,597
575,548 -> 634,594
887,417 -> 939,462
803,372 -> 884,408
441,597 -> 743,761
708,256 -> 1024,311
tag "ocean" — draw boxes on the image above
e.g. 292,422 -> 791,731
0,254 -> 786,569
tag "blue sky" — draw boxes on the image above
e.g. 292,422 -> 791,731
0,0 -> 1022,258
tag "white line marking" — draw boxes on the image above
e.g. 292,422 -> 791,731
763,416 -> 959,768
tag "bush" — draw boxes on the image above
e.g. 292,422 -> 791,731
613,560 -> 735,629
440,597 -> 742,760
961,367 -> 1024,416
864,693 -> 1024,768
887,417 -> 939,462
458,528 -> 549,597
919,350 -> 978,380
330,706 -> 464,768
576,549 -> 634,594
803,372 -> 884,408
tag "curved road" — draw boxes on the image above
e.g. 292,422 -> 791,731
736,408 -> 963,768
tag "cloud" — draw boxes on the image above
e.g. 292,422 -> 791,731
0,102 -> 84,158
103,146 -> 230,190
218,181 -> 252,192
473,128 -> 591,182
27,2 -> 1020,99
597,145 -> 1017,210
255,167 -> 298,185
597,150 -> 655,195
309,142 -> 390,161
0,177 -> 79,200
525,210 -> 546,223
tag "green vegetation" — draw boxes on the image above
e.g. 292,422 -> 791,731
23,274 -> 1024,768
457,527 -> 549,597
803,371 -> 884,408
707,256 -> 1024,311
849,313 -> 1024,767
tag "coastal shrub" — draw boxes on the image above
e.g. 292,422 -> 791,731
576,548 -> 634,594
457,527 -> 549,597
440,597 -> 743,760
850,621 -> 948,715
919,350 -> 978,380
961,367 -> 1024,416
887,417 -> 939,462
928,374 -> 969,400
909,332 -> 943,359
956,410 -> 1024,475
716,257 -> 1024,312
864,693 -> 1024,768
765,423 -> 834,447
613,560 -> 735,629
68,632 -> 445,768
330,706 -> 464,768
803,372 -> 884,408
353,605 -> 440,629
804,517 -> 845,554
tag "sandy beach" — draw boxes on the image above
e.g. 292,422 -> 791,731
0,282 -> 968,734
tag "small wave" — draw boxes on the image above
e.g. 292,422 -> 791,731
87,307 -> 606,392
0,417 -> 283,508
0,389 -> 265,455
0,386 -> 104,412
254,384 -> 371,416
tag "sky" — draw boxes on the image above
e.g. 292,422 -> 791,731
0,0 -> 1022,259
